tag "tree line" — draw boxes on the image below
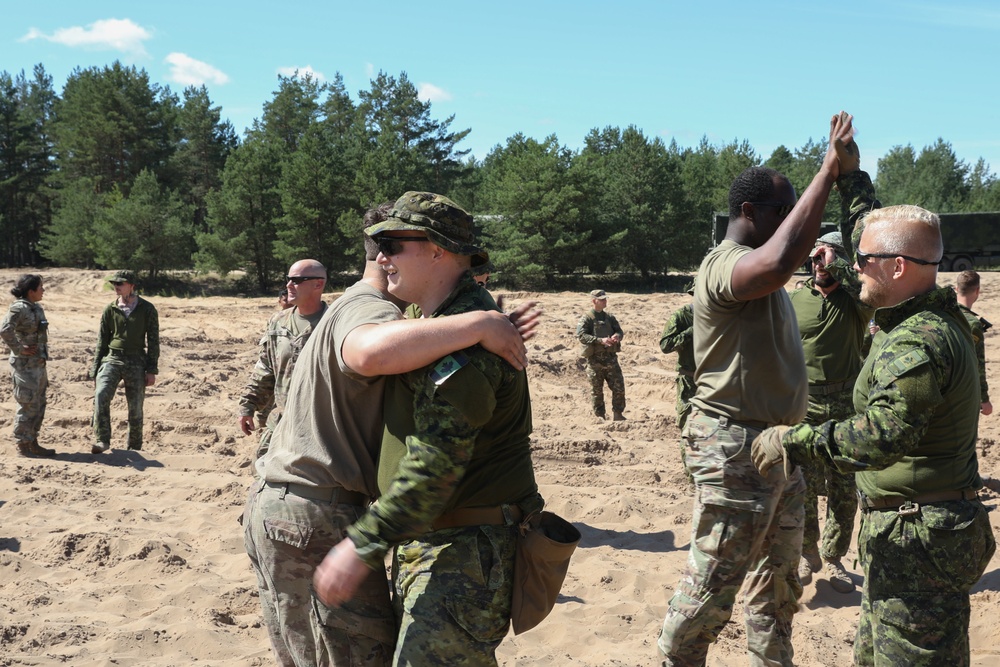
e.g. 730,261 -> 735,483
3,61 -> 1000,290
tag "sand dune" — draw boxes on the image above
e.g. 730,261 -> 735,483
2,268 -> 1000,666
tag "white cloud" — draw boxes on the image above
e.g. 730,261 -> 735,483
165,53 -> 229,86
365,63 -> 375,78
20,18 -> 151,56
418,82 -> 452,103
276,65 -> 326,82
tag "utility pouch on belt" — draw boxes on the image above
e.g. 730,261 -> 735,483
510,510 -> 581,634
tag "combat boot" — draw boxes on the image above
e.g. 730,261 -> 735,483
594,409 -> 606,420
797,548 -> 822,584
613,411 -> 625,421
16,441 -> 33,457
824,558 -> 856,594
28,442 -> 56,457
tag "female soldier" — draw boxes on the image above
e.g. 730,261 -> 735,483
0,274 -> 54,457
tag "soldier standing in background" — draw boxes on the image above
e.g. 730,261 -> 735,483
659,283 -> 696,431
956,269 -> 992,416
238,259 -> 328,460
90,270 -> 159,454
789,230 -> 873,594
1,274 -> 54,457
577,289 -> 626,420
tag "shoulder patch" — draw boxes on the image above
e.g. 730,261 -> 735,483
429,350 -> 470,386
884,346 -> 931,377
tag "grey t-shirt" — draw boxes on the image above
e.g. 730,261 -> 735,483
689,240 -> 808,426
257,281 -> 401,495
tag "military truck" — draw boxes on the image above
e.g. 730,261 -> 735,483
937,212 -> 1000,271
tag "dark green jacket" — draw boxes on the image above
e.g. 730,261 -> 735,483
90,296 -> 160,377
659,303 -> 695,374
958,304 -> 991,404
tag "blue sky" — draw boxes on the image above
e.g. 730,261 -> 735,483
4,1 -> 1000,180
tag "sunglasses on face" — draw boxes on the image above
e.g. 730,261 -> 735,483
855,249 -> 940,270
749,201 -> 795,218
374,235 -> 431,257
286,276 -> 324,284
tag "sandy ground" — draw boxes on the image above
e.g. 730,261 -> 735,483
2,267 -> 1000,666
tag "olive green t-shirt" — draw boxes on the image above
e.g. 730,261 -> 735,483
689,240 -> 808,425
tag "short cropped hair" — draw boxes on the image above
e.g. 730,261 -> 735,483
956,270 -> 981,296
862,205 -> 943,260
363,201 -> 395,260
728,167 -> 785,219
10,274 -> 42,299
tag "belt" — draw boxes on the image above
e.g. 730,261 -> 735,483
431,504 -> 523,531
858,488 -> 979,514
696,408 -> 774,432
263,481 -> 370,506
808,379 -> 853,396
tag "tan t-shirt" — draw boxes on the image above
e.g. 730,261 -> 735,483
689,240 -> 808,425
257,281 -> 401,495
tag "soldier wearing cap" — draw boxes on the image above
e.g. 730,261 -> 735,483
788,228 -> 873,594
90,269 -> 159,454
313,191 -> 543,665
576,289 -> 626,420
237,259 -> 328,461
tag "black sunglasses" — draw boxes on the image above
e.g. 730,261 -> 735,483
855,249 -> 940,270
375,236 -> 431,257
286,276 -> 324,284
749,201 -> 795,218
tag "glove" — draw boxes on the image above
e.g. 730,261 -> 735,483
751,425 -> 793,478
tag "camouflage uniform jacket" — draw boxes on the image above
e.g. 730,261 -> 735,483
90,296 -> 159,378
958,303 -> 991,404
1,299 -> 49,361
238,303 -> 327,421
659,303 -> 694,375
348,275 -> 541,570
783,286 -> 982,499
577,309 -> 624,361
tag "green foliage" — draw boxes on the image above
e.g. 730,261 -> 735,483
477,134 -> 587,288
89,169 -> 194,278
38,177 -> 104,267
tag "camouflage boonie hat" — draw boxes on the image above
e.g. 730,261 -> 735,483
108,269 -> 137,285
365,191 -> 483,258
590,289 -> 607,299
815,231 -> 845,252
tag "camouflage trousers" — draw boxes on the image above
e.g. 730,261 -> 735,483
391,524 -> 516,666
854,499 -> 995,666
658,411 -> 805,667
801,390 -> 857,559
93,354 -> 147,449
242,481 -> 395,667
585,355 -> 625,416
10,357 -> 47,447
675,373 -> 696,431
